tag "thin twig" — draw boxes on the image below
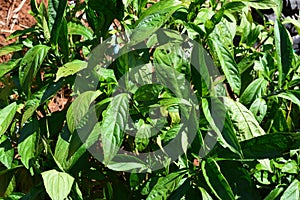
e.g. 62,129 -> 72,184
19,24 -> 29,29
13,0 -> 27,14
0,29 -> 14,33
6,0 -> 16,25
255,32 -> 272,51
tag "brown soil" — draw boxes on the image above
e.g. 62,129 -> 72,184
0,0 -> 36,63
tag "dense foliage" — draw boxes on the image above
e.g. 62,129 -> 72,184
0,0 -> 300,199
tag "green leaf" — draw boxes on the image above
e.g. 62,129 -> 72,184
21,79 -> 65,124
264,187 -> 284,200
212,14 -> 236,48
277,91 -> 300,107
274,19 -> 294,88
154,60 -> 189,99
281,160 -> 298,174
0,168 -> 18,196
238,132 -> 300,159
209,38 -> 241,94
249,98 -> 267,123
48,0 -> 68,45
101,93 -> 130,164
19,45 -> 50,96
168,178 -> 191,199
134,84 -> 163,101
283,17 -> 300,34
218,161 -> 260,199
138,0 -> 182,23
130,0 -> 182,44
55,60 -> 88,82
42,169 -> 74,200
66,90 -> 101,133
1,192 -> 25,199
135,120 -> 152,152
201,158 -> 235,200
18,119 -> 38,169
202,98 -> 241,156
0,135 -> 14,169
67,22 -> 94,40
198,187 -> 214,200
0,59 -> 21,78
146,171 -> 186,200
60,17 -> 69,63
0,44 -> 23,56
191,43 -> 211,97
84,122 -> 102,149
280,179 -> 300,200
240,78 -> 268,105
6,27 -> 35,40
54,126 -> 86,171
153,43 -> 187,73
222,2 -> 245,11
222,114 -> 243,157
107,155 -> 148,171
241,0 -> 277,9
223,97 -> 265,141
0,102 -> 17,138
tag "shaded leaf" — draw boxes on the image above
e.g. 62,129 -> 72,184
274,19 -> 294,88
21,79 -> 65,124
18,119 -> 38,169
218,132 -> 300,159
130,0 -> 182,44
101,93 -> 130,164
201,158 -> 235,200
54,126 -> 86,171
48,0 -> 68,45
0,135 -> 14,169
277,91 -> 300,107
67,90 -> 101,133
107,155 -> 148,171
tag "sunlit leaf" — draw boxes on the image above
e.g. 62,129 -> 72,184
42,169 -> 74,200
0,44 -> 23,56
240,78 -> 268,105
0,102 -> 17,138
146,171 -> 186,200
223,97 -> 265,141
55,60 -> 88,82
280,179 -> 300,200
209,38 -> 241,94
19,45 -> 50,96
